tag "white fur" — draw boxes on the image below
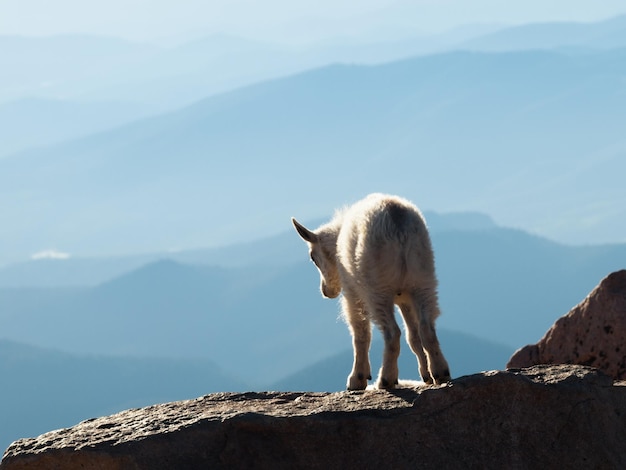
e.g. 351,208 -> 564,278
293,193 -> 451,390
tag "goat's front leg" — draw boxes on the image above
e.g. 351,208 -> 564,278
372,300 -> 401,389
343,296 -> 372,390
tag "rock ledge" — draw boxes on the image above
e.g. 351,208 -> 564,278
2,364 -> 626,469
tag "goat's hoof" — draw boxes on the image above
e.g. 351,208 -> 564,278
376,377 -> 399,390
347,372 -> 370,390
432,369 -> 451,385
421,372 -> 434,384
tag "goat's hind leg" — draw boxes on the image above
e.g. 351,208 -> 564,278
399,303 -> 434,384
343,296 -> 372,390
412,289 -> 451,384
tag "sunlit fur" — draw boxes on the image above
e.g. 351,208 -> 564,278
292,193 -> 451,390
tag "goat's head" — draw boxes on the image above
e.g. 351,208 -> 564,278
292,218 -> 341,299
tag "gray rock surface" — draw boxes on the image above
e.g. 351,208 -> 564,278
2,364 -> 626,469
508,270 -> 626,379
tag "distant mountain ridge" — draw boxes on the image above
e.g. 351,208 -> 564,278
0,338 -> 247,452
0,34 -> 161,103
1,47 -> 625,266
2,14 -> 626,160
463,14 -> 626,51
0,98 -> 158,158
0,210 -> 495,286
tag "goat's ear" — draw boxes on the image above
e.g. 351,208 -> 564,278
292,218 -> 318,243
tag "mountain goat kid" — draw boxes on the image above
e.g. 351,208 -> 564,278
292,193 -> 451,389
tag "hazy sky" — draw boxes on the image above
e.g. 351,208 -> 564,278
1,0 -> 625,44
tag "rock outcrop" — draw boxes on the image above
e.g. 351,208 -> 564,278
508,270 -> 626,379
2,364 -> 626,469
